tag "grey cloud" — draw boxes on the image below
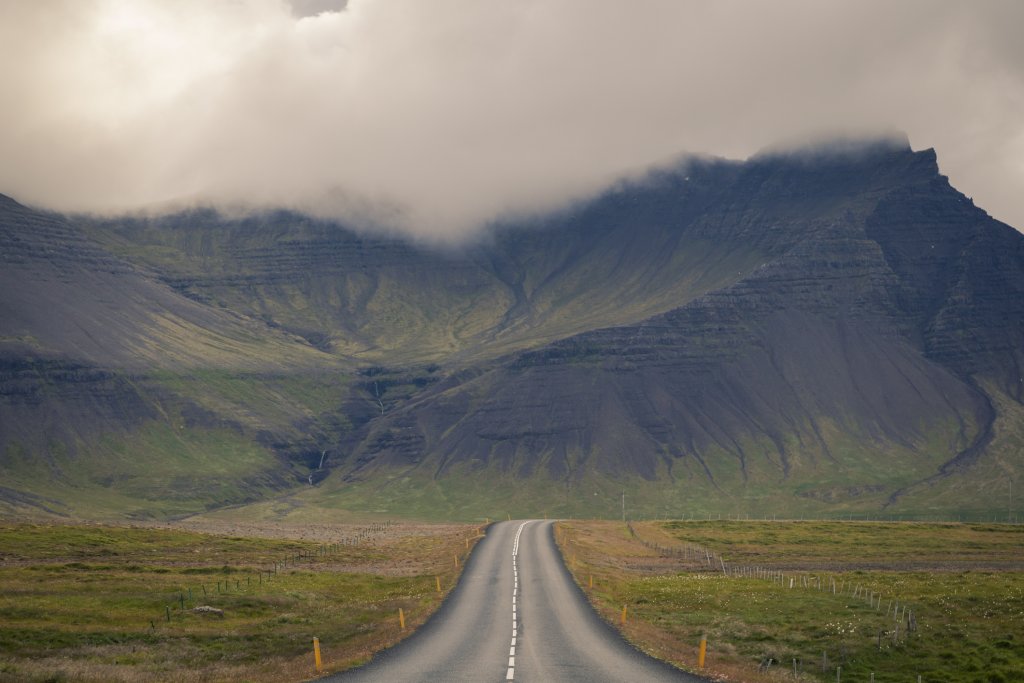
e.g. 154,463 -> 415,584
1,0 -> 1022,242
288,0 -> 347,19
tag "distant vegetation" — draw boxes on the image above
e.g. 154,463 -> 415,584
556,519 -> 1024,682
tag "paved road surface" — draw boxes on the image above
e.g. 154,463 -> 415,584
325,520 -> 706,682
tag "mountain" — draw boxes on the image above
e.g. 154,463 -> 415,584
337,143 -> 1024,518
1,138 -> 1022,520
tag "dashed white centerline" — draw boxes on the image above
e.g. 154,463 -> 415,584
507,522 -> 529,681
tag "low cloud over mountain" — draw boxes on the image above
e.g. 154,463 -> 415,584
2,0 -> 1023,241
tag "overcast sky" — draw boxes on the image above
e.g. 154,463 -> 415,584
1,0 -> 1022,242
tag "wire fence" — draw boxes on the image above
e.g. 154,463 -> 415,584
150,520 -> 396,628
623,522 -> 923,680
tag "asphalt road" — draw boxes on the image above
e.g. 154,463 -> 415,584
325,520 -> 706,683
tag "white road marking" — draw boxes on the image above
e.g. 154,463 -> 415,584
507,522 -> 530,681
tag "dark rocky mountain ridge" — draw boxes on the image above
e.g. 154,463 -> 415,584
339,144 -> 1023,515
1,138 -> 1021,519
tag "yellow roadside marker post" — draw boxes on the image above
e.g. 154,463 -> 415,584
399,608 -> 406,630
620,605 -> 627,624
698,635 -> 707,669
435,575 -> 441,592
313,637 -> 322,672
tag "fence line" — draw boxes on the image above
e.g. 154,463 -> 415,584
587,522 -> 925,678
153,521 -> 396,627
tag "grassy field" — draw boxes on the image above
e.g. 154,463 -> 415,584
555,520 -> 1024,683
0,520 -> 481,682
